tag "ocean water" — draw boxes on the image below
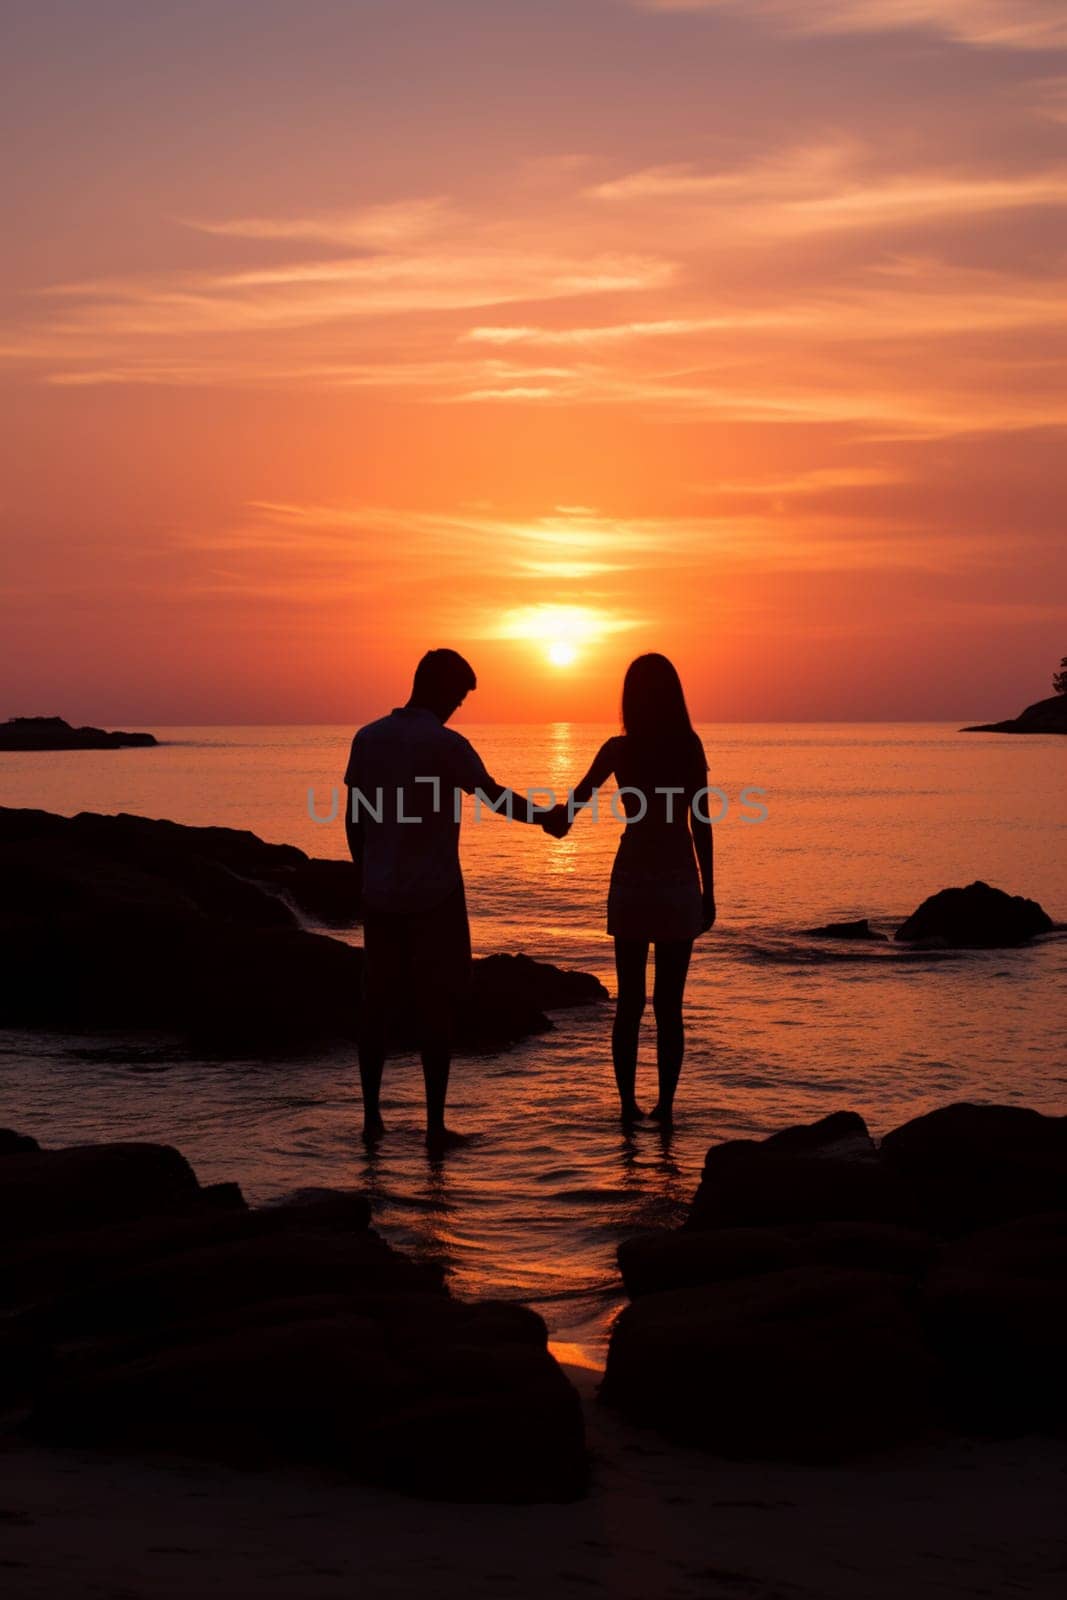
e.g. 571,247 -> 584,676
1,722 -> 1065,1364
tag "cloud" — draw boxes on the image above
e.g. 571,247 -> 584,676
5,147 -> 1064,452
466,267 -> 1067,347
35,250 -> 674,339
632,1 -> 1067,51
216,499 -> 1010,585
487,603 -> 643,646
182,198 -> 456,248
589,148 -> 1067,236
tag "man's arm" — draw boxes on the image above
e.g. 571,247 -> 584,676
479,739 -> 614,838
455,735 -> 552,826
474,778 -> 548,826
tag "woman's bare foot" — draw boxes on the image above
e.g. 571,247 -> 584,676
619,1101 -> 646,1126
425,1125 -> 470,1153
648,1102 -> 674,1124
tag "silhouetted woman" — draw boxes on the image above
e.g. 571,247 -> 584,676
554,654 -> 715,1124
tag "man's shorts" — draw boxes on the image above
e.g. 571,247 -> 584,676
360,883 -> 472,1042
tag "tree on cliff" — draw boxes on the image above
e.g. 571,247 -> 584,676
1054,656 -> 1067,695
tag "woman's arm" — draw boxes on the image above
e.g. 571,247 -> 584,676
691,806 -> 716,929
690,741 -> 715,929
544,739 -> 616,837
571,739 -> 616,804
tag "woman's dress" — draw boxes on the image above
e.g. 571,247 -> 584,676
598,733 -> 708,943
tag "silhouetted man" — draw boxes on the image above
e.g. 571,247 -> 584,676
345,648 -> 551,1150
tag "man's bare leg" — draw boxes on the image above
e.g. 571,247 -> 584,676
421,1035 -> 468,1151
358,1000 -> 387,1143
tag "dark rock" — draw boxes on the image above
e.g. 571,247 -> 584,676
962,693 -> 1067,734
0,716 -> 156,750
36,1227 -> 446,1345
602,1267 -> 935,1459
924,1213 -> 1067,1434
32,1237 -> 585,1499
0,806 -> 603,1054
461,953 -> 609,1050
262,1187 -> 373,1232
472,953 -> 609,1012
687,1113 -> 913,1232
763,1110 -> 874,1157
32,1295 -> 587,1500
804,918 -> 888,941
880,1102 -> 1067,1233
197,1181 -> 247,1213
608,1104 -> 1067,1461
894,881 -> 1053,947
618,1220 -> 934,1299
365,1340 -> 587,1502
4,1132 -> 586,1501
0,1129 -> 39,1154
0,1181 -> 376,1320
793,1221 -> 937,1278
0,805 -> 357,929
619,1227 -> 802,1298
0,1142 -> 201,1240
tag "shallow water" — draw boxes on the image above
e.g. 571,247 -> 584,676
1,722 -> 1064,1363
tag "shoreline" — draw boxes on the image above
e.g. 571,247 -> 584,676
2,1366 -> 1063,1600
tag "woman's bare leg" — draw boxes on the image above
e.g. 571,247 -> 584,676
650,938 -> 693,1122
612,937 -> 649,1122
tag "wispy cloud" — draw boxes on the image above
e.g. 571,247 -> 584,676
182,198 -> 456,248
201,498 -> 1012,590
589,148 -> 1067,235
34,249 -> 674,338
466,267 -> 1067,347
633,1 -> 1067,51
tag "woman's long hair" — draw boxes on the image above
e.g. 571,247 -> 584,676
621,653 -> 698,766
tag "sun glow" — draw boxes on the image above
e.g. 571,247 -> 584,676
493,602 -> 637,675
547,639 -> 578,667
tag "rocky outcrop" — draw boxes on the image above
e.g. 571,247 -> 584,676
604,1265 -> 934,1460
467,954 -> 609,1048
0,807 -> 607,1054
0,805 -> 360,927
880,1102 -> 1067,1233
962,694 -> 1067,734
686,1111 -> 913,1232
0,1140 -> 202,1240
924,1213 -> 1067,1435
803,918 -> 888,941
605,1103 -> 1067,1459
0,716 -> 157,749
0,1134 -> 587,1501
894,881 -> 1053,947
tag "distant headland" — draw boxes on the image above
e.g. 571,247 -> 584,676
961,694 -> 1067,735
0,716 -> 157,751
963,657 -> 1067,733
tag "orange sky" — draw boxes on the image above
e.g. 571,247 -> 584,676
2,0 -> 1065,723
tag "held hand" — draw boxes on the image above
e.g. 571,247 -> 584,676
701,892 -> 717,932
540,802 -> 572,840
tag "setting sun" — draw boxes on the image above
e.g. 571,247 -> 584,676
494,603 -> 635,687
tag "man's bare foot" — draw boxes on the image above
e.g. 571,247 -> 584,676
648,1102 -> 674,1124
425,1125 -> 469,1153
619,1101 -> 646,1126
362,1112 -> 386,1145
